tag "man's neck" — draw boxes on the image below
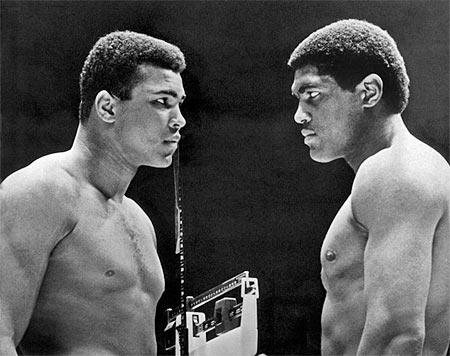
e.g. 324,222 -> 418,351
69,124 -> 137,202
346,113 -> 409,173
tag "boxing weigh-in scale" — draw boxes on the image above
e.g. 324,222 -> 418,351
164,149 -> 259,356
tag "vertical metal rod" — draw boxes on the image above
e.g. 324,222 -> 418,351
174,148 -> 188,355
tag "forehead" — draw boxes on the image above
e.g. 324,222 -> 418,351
291,65 -> 338,92
133,64 -> 185,97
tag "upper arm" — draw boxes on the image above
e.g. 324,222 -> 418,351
351,156 -> 443,329
0,170 -> 72,344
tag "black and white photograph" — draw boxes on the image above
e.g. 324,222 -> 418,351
1,1 -> 449,355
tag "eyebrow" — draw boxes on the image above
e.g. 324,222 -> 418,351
291,84 -> 315,96
152,89 -> 186,101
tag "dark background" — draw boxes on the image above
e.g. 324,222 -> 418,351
1,1 -> 449,355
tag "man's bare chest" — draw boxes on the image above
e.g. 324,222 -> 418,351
45,199 -> 164,298
320,197 -> 367,295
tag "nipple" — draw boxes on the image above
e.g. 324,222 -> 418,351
325,249 -> 336,262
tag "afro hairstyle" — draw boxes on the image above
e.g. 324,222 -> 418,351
79,30 -> 186,122
288,19 -> 410,114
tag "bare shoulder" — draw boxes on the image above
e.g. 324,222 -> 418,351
351,137 -> 450,226
1,152 -> 79,203
1,152 -> 79,241
354,137 -> 449,200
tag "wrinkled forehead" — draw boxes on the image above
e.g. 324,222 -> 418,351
291,65 -> 336,93
135,64 -> 186,98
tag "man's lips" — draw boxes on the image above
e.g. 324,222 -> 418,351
164,136 -> 180,144
301,129 -> 316,137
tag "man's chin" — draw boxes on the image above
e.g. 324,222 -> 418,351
147,156 -> 173,168
309,151 -> 335,163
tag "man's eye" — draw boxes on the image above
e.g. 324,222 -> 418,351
298,91 -> 320,101
308,91 -> 320,99
156,98 -> 167,105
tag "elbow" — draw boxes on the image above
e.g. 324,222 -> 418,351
359,316 -> 425,355
386,332 -> 424,355
358,332 -> 425,356
384,313 -> 425,355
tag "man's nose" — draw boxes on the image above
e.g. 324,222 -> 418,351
294,103 -> 311,125
169,107 -> 186,130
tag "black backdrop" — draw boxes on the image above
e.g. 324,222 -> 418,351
1,1 -> 449,355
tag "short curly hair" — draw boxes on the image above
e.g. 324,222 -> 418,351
288,19 -> 410,114
79,30 -> 186,122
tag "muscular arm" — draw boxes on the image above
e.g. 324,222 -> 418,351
0,168 -> 74,353
351,155 -> 444,355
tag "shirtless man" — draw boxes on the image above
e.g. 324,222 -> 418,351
0,30 -> 186,355
288,19 -> 450,355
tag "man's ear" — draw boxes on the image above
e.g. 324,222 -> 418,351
94,90 -> 117,123
356,74 -> 383,109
